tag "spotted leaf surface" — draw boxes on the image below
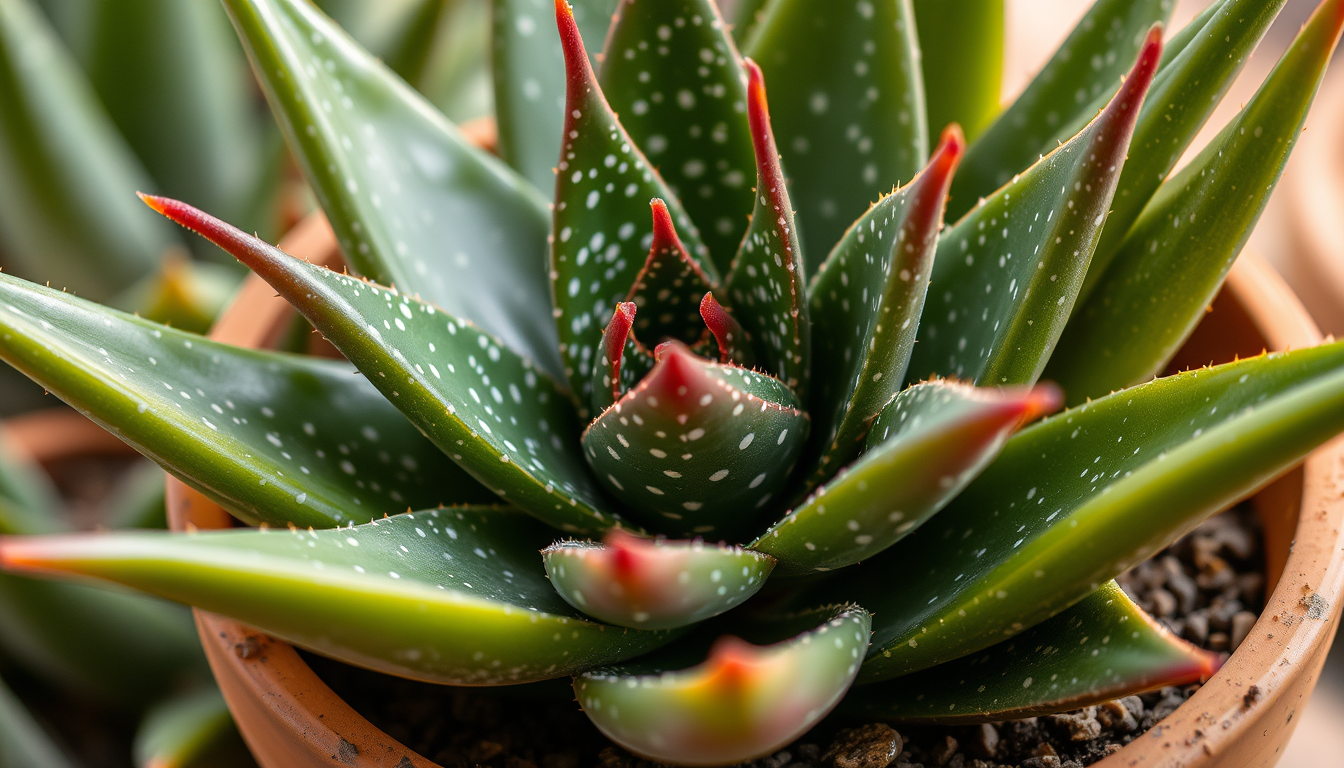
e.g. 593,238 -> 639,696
0,674 -> 73,768
150,196 -> 622,535
222,0 -> 564,377
0,271 -> 488,530
551,0 -> 711,408
725,61 -> 809,395
599,0 -> 755,268
582,342 -> 807,537
0,0 -> 173,302
1048,0 -> 1344,403
846,341 -> 1344,682
492,0 -> 618,192
905,31 -> 1160,388
543,532 -> 774,629
625,199 -> 717,346
574,605 -> 870,766
846,582 -> 1218,721
1074,0 -> 1287,301
754,381 -> 1059,577
0,508 -> 679,685
913,0 -> 1003,144
946,0 -> 1172,220
744,0 -> 926,262
803,127 -> 962,486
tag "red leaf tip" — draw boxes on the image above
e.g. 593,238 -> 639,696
1021,382 -> 1065,424
700,293 -> 745,363
648,198 -> 686,256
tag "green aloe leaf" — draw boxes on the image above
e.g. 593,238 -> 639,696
0,674 -> 73,768
946,0 -> 1173,220
725,61 -> 810,396
1071,0 -> 1287,301
754,381 -> 1059,577
905,31 -> 1161,388
0,0 -> 174,302
133,687 -> 254,768
0,268 -> 491,530
543,532 -> 775,629
599,0 -> 756,268
111,256 -> 239,336
0,507 -> 679,685
729,0 -> 769,44
102,461 -> 169,531
582,341 -> 807,537
376,0 -> 453,88
845,340 -> 1344,683
81,0 -> 263,231
150,197 -> 624,535
222,0 -> 564,378
625,199 -> 717,348
492,0 -> 618,192
0,431 -> 60,537
913,0 -> 1003,143
803,127 -> 962,486
551,0 -> 712,409
1047,0 -> 1344,404
845,582 -> 1218,721
574,604 -> 870,765
744,0 -> 927,262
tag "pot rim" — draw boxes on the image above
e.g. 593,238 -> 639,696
155,215 -> 1342,768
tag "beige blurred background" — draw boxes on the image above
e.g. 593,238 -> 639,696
1005,1 -> 1344,765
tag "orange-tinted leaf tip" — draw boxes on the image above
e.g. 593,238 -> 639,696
138,194 -> 273,271
1022,382 -> 1065,424
742,58 -> 777,176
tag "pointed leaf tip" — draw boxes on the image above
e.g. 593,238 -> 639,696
593,302 -> 639,413
140,194 -> 276,272
700,292 -> 751,366
743,59 -> 779,194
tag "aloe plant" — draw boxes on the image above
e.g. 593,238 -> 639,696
0,0 -> 1342,765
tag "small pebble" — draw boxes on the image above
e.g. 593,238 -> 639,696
823,725 -> 903,768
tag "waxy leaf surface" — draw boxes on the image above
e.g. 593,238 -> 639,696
574,605 -> 870,766
600,0 -> 755,268
0,674 -> 73,768
754,381 -> 1058,577
544,533 -> 774,629
152,198 -> 622,534
625,199 -> 717,347
0,270 -> 490,530
846,582 -> 1218,721
946,0 -> 1171,220
905,31 -> 1160,388
223,0 -> 564,377
913,0 -> 1003,143
551,0 -> 711,408
1049,0 -> 1344,403
745,0 -> 926,261
849,341 -> 1344,682
492,0 -> 618,192
803,127 -> 961,486
0,0 -> 173,301
0,508 -> 679,685
582,342 -> 807,537
725,61 -> 809,395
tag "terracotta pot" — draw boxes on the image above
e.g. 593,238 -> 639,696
163,218 -> 1343,767
1281,72 -> 1344,336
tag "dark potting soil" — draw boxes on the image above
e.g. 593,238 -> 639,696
308,504 -> 1265,768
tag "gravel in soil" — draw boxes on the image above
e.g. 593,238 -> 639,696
310,505 -> 1264,768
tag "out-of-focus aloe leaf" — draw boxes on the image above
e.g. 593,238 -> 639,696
0,269 -> 493,530
725,61 -> 809,396
912,0 -> 1002,143
1072,0 -> 1287,303
551,0 -> 713,409
755,381 -> 1059,577
575,604 -> 870,765
133,686 -> 255,768
493,0 -> 618,192
376,0 -> 452,87
803,127 -> 961,486
844,341 -> 1344,682
582,341 -> 807,537
946,0 -> 1172,220
600,0 -> 756,268
729,0 -> 769,44
222,0 -> 564,378
103,461 -> 168,531
0,0 -> 174,302
418,0 -> 494,124
905,31 -> 1161,388
846,582 -> 1219,721
81,0 -> 263,232
745,0 -> 926,263
0,674 -> 73,768
151,197 -> 625,535
1048,0 -> 1344,404
111,254 -> 239,336
544,532 -> 775,629
0,507 -> 680,685
0,431 -> 59,537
